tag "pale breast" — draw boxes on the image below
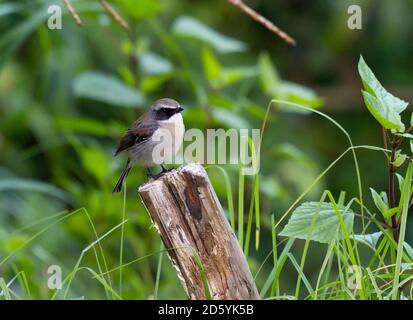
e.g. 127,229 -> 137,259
159,113 -> 185,153
128,113 -> 184,167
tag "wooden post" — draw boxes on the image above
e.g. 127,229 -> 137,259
138,164 -> 260,300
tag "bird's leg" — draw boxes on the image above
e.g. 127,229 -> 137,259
161,164 -> 167,173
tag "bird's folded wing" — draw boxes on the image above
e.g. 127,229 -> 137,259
115,120 -> 159,155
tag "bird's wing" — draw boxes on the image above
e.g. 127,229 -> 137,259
114,119 -> 159,156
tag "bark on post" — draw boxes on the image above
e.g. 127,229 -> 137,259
138,163 -> 259,300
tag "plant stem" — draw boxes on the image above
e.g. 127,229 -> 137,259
386,132 -> 399,242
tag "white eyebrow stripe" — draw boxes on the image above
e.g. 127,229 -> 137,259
160,104 -> 177,109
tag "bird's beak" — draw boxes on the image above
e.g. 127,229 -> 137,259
178,107 -> 184,112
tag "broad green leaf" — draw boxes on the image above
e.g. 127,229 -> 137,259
202,49 -> 257,89
278,81 -> 324,109
73,72 -> 145,107
279,202 -> 354,243
221,67 -> 257,86
362,90 -> 405,131
259,53 -> 323,109
139,52 -> 173,75
141,74 -> 173,92
202,47 -> 221,88
55,116 -> 116,137
258,53 -> 280,96
79,147 -> 109,184
0,179 -> 69,202
172,16 -> 246,53
212,108 -> 250,129
352,232 -> 382,249
359,56 -> 408,115
0,3 -> 23,17
259,177 -> 286,199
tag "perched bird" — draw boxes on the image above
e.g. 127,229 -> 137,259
113,98 -> 184,193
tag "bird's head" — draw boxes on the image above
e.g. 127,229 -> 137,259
151,98 -> 184,121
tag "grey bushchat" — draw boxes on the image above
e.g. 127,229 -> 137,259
113,98 -> 185,193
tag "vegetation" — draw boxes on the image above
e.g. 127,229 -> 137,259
1,0 -> 413,300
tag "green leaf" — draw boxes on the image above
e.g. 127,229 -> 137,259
221,67 -> 257,86
141,74 -> 173,92
383,207 -> 398,220
0,179 -> 70,202
202,47 -> 221,88
73,72 -> 145,107
370,188 -> 396,220
258,53 -> 323,109
358,56 -> 408,131
212,108 -> 250,129
139,52 -> 173,75
361,90 -> 405,131
278,81 -> 324,109
352,232 -> 382,250
55,116 -> 116,137
370,188 -> 389,216
391,150 -> 407,167
172,16 -> 246,53
359,56 -> 408,114
404,242 -> 413,260
202,48 -> 257,89
0,3 -> 23,17
279,202 -> 354,243
396,173 -> 404,193
258,53 -> 280,96
79,146 -> 109,184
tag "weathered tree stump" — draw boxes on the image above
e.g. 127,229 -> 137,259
138,164 -> 259,300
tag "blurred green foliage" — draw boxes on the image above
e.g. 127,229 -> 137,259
0,0 -> 413,299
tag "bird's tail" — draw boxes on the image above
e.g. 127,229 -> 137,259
113,161 -> 132,193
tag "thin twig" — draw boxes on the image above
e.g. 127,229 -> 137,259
100,0 -> 129,32
63,0 -> 82,26
398,155 -> 413,170
382,128 -> 389,151
227,0 -> 296,46
388,139 -> 399,241
353,212 -> 390,229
